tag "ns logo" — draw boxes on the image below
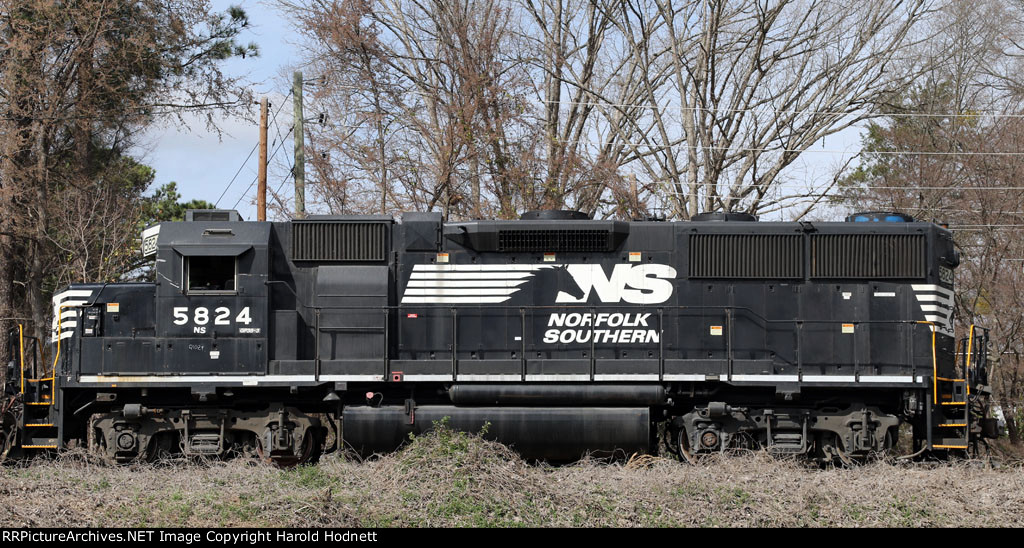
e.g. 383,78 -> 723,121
551,264 -> 677,304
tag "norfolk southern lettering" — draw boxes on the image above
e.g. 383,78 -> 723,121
544,312 -> 660,344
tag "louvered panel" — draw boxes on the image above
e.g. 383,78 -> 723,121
292,222 -> 387,262
497,229 -> 611,252
811,234 -> 925,279
688,234 -> 803,278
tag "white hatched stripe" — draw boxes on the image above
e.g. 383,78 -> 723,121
913,285 -> 954,335
915,293 -> 953,300
52,289 -> 94,301
410,272 -> 536,280
58,309 -> 82,320
401,375 -> 454,381
403,287 -> 520,296
51,293 -> 90,339
401,296 -> 511,304
407,279 -> 528,288
413,264 -> 550,271
912,284 -> 953,295
917,298 -> 953,305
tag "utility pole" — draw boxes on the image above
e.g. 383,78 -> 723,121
257,97 -> 268,222
293,71 -> 306,219
629,173 -> 639,217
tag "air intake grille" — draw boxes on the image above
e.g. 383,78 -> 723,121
497,230 -> 611,252
689,234 -> 803,278
811,234 -> 925,279
292,222 -> 387,262
192,211 -> 231,221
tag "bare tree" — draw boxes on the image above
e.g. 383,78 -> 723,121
282,0 -> 935,221
840,0 -> 1024,443
0,0 -> 256,347
283,0 -> 542,220
607,0 -> 930,219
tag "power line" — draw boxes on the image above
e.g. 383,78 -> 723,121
553,137 -> 1024,156
233,125 -> 294,210
649,179 -> 1024,192
266,115 -> 298,213
215,90 -> 293,208
539,99 -> 1024,119
214,142 -> 259,207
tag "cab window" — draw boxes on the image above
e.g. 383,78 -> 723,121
186,256 -> 236,293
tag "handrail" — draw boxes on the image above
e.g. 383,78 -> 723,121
47,304 -> 77,403
18,324 -> 25,395
917,321 -> 938,402
965,324 -> 975,396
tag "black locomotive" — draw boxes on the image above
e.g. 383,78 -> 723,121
1,209 -> 997,464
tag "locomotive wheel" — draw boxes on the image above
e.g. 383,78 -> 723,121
669,423 -> 696,464
144,432 -> 176,463
255,430 -> 318,467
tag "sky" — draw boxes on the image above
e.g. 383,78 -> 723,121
140,0 -> 298,222
140,1 -> 867,222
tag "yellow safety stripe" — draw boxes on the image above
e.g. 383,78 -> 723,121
24,423 -> 53,427
21,445 -> 57,449
933,444 -> 968,449
938,423 -> 967,427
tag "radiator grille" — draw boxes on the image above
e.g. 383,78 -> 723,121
811,234 -> 925,279
689,234 -> 803,278
292,222 -> 387,262
497,230 -> 611,252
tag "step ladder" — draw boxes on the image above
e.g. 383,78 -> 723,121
931,376 -> 969,451
929,325 -> 989,454
15,325 -> 59,451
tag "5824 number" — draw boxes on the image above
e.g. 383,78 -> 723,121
172,306 -> 252,326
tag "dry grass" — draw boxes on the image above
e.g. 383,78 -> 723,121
2,428 -> 1024,527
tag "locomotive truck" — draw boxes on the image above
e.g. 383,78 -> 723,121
1,209 -> 997,464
